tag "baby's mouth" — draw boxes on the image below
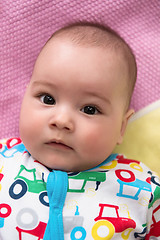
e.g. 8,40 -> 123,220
45,140 -> 73,151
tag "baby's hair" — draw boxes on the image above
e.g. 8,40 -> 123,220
46,22 -> 137,109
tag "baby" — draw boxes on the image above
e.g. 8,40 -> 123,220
0,22 -> 160,240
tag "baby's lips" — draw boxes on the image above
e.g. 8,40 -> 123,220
46,139 -> 73,150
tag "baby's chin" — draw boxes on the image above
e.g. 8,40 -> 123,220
31,151 -> 103,173
42,162 -> 93,173
33,159 -> 78,173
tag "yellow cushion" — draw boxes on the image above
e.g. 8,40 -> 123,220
114,100 -> 160,176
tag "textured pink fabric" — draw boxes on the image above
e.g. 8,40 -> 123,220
0,0 -> 160,138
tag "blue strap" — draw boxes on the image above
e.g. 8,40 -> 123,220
43,170 -> 68,240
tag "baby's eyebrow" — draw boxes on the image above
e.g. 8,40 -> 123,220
31,80 -> 57,89
83,91 -> 111,105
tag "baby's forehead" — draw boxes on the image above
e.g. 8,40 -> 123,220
46,28 -> 132,66
36,36 -> 130,91
44,33 -> 129,69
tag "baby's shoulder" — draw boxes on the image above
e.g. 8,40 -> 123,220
101,154 -> 157,175
98,154 -> 159,191
0,137 -> 27,158
0,137 -> 23,146
0,137 -> 28,173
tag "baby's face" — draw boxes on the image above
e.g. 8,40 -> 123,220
19,38 -> 131,172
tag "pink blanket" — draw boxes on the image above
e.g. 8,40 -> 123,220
0,0 -> 160,138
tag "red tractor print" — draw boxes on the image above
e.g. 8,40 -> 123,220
100,154 -> 142,172
0,203 -> 12,228
92,203 -> 136,239
145,205 -> 160,239
16,221 -> 47,240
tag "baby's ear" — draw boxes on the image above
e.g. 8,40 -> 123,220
117,109 -> 134,145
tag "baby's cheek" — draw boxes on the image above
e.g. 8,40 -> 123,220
20,116 -> 37,144
81,127 -> 105,153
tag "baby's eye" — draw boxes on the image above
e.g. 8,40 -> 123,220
81,105 -> 99,115
40,94 -> 56,105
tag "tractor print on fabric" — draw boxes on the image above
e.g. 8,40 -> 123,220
0,138 -> 27,158
115,169 -> 151,200
68,171 -> 106,193
15,208 -> 47,240
92,203 -> 136,239
0,203 -> 12,228
9,165 -> 48,206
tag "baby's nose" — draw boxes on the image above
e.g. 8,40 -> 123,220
49,109 -> 74,132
